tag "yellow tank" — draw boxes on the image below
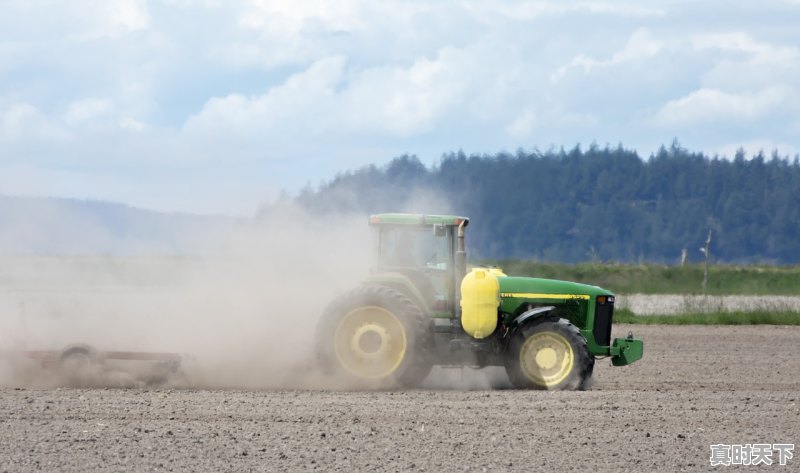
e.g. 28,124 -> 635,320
460,268 -> 502,339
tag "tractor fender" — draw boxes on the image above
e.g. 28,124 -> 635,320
364,271 -> 431,313
508,305 -> 557,333
58,344 -> 97,362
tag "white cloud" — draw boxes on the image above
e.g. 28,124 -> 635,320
1,103 -> 38,139
0,0 -> 798,214
0,103 -> 67,140
0,0 -> 152,41
466,0 -> 663,22
211,1 -> 441,69
65,98 -> 114,126
219,0 -> 368,68
340,47 -> 472,135
72,0 -> 151,40
506,109 -> 537,138
690,32 -> 800,91
118,117 -> 146,132
571,2 -> 664,17
186,47 -> 473,140
551,28 -> 662,82
465,1 -> 553,21
183,55 -> 346,138
692,32 -> 798,63
163,0 -> 223,6
108,0 -> 149,31
654,86 -> 794,126
240,0 -> 365,32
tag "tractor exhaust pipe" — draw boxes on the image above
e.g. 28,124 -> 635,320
455,219 -> 468,320
456,219 -> 466,258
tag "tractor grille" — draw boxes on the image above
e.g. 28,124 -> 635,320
593,299 -> 614,347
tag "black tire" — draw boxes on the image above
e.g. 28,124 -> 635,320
504,317 -> 594,390
315,285 -> 433,389
58,344 -> 99,386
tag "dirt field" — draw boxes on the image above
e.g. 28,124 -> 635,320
2,324 -> 798,472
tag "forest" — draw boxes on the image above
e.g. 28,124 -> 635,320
290,142 -> 800,264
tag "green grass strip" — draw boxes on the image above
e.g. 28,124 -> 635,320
614,308 -> 800,325
481,260 -> 800,295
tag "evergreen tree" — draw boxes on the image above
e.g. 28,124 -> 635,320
291,144 -> 800,264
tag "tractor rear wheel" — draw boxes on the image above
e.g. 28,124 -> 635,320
315,285 -> 433,389
504,317 -> 593,390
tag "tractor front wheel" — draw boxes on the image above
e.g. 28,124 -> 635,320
504,317 -> 593,390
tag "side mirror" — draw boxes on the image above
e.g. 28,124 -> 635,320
433,224 -> 447,237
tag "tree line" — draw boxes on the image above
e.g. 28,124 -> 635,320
287,142 -> 800,264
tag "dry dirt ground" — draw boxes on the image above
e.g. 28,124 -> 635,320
2,324 -> 798,472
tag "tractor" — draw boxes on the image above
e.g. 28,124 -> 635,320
315,213 -> 643,390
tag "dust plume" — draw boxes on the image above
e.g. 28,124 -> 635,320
0,200 -> 372,388
0,191 -> 514,390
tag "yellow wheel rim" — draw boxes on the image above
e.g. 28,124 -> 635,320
519,331 -> 574,388
334,306 -> 407,379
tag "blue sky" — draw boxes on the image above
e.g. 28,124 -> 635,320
1,0 -> 799,215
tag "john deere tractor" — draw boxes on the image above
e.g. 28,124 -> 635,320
315,214 -> 643,390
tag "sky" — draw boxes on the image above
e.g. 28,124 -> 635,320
1,0 -> 799,216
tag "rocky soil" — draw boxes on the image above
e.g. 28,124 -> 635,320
2,324 -> 798,472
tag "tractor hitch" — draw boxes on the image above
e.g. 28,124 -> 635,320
608,335 -> 643,366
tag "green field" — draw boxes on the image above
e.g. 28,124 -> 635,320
483,261 -> 800,295
614,308 -> 800,325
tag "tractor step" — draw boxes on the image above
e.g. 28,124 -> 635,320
448,338 -> 492,353
433,318 -> 457,332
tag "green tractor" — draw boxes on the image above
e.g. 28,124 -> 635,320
315,213 -> 643,390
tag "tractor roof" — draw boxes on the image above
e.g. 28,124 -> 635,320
369,213 -> 469,227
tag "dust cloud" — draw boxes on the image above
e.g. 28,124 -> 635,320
0,193 -> 511,391
0,201 -> 371,389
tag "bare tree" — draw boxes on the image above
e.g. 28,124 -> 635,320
700,230 -> 712,293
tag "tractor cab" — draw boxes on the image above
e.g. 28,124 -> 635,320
368,214 -> 468,316
375,222 -> 451,271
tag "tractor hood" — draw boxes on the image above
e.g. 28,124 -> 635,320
497,276 -> 612,305
498,276 -> 612,296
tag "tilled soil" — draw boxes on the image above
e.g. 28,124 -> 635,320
2,324 -> 799,472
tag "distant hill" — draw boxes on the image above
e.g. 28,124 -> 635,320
5,141 -> 800,263
0,195 -> 238,255
287,142 -> 800,264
